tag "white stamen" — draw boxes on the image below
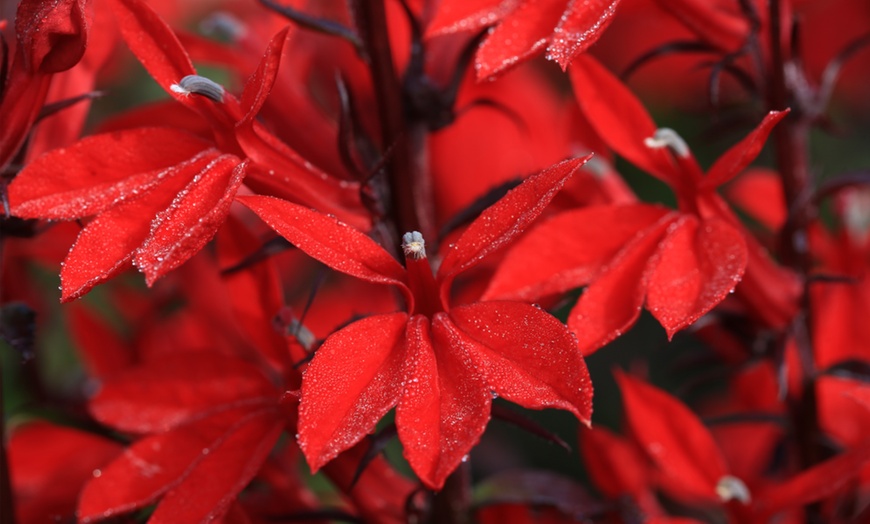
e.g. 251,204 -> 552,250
644,128 -> 691,158
402,231 -> 426,260
716,475 -> 751,504
170,75 -> 225,103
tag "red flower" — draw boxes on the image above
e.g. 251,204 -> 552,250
426,0 -> 622,79
485,55 -> 797,352
239,157 -> 594,489
7,0 -> 365,301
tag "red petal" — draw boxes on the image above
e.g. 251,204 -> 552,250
397,314 -> 492,489
65,303 -> 132,379
135,157 -> 245,285
703,110 -> 789,189
78,407 -> 253,522
651,0 -> 748,51
148,410 -> 283,523
237,125 -> 368,229
484,204 -> 669,301
239,27 -> 291,123
298,313 -> 410,471
107,0 -> 195,93
89,352 -> 276,434
9,128 -> 212,220
546,0 -> 622,70
474,0 -> 564,80
16,0 -> 89,74
449,301 -> 592,425
568,54 -> 676,184
615,371 -> 728,502
237,195 -> 409,301
567,212 -> 677,354
0,70 -> 51,171
9,422 -> 121,524
579,426 -> 650,499
59,150 -> 222,301
438,156 -> 590,299
424,0 -> 506,37
725,168 -> 787,231
756,440 -> 870,515
646,216 -> 748,338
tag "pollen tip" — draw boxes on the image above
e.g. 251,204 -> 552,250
645,128 -> 690,158
716,475 -> 751,505
172,74 -> 225,103
402,231 -> 426,260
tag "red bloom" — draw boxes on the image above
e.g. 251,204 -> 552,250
239,157 -> 594,489
7,0 -> 365,301
426,0 -> 622,79
485,55 -> 797,352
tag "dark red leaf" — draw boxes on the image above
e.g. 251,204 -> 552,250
646,216 -> 748,338
298,313 -> 410,471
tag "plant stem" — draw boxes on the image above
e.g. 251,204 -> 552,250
767,1 -> 822,521
427,462 -> 472,524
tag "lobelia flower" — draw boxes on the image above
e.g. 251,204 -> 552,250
7,0 -> 366,301
238,157 -> 594,489
485,54 -> 799,353
426,0 -> 623,80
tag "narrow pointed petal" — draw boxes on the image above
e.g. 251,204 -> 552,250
0,71 -> 51,171
646,216 -> 748,338
107,0 -> 195,92
135,157 -> 246,285
475,0 -> 564,80
9,128 -> 212,220
569,55 -> 676,184
615,371 -> 728,503
89,353 -> 276,434
580,426 -> 650,499
439,156 -> 590,298
148,410 -> 283,524
484,204 -> 669,301
703,110 -> 789,189
60,151 -> 222,301
449,301 -> 592,424
756,440 -> 870,516
546,0 -> 621,70
567,213 -> 678,354
237,195 -> 408,299
298,313 -> 410,471
725,168 -> 787,231
398,315 -> 491,490
239,27 -> 291,123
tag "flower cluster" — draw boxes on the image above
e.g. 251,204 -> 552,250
2,0 -> 870,523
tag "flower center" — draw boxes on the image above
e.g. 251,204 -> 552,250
402,231 -> 442,317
